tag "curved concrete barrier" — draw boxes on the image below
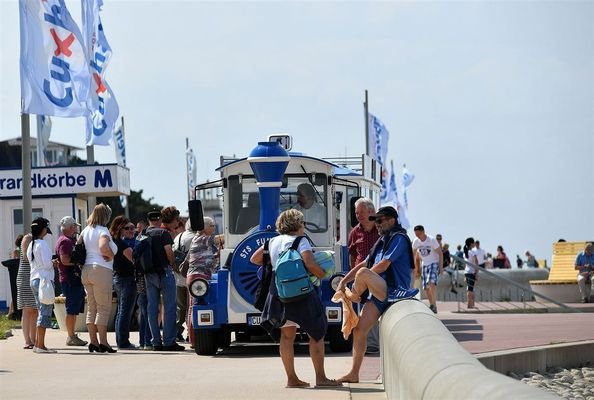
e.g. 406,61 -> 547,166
381,300 -> 560,399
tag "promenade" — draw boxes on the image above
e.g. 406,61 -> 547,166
1,301 -> 592,400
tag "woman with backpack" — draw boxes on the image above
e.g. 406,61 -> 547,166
250,209 -> 341,389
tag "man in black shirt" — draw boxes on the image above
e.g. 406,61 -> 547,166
144,209 -> 184,351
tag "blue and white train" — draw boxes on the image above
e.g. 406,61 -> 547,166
187,135 -> 382,355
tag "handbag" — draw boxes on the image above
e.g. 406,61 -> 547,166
39,278 -> 55,305
71,240 -> 87,266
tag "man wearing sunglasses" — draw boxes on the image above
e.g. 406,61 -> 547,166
337,206 -> 417,384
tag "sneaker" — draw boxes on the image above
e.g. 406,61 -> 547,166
429,304 -> 438,314
143,345 -> 154,351
33,347 -> 57,353
118,344 -> 138,350
365,347 -> 380,355
66,335 -> 88,346
387,287 -> 419,302
152,345 -> 163,351
162,343 -> 185,351
176,333 -> 185,343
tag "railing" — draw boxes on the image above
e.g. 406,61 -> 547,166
450,254 -> 579,313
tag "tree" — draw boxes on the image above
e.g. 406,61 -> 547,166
97,189 -> 163,224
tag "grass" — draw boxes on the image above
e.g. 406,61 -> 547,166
0,314 -> 19,339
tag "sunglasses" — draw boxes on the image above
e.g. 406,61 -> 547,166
374,218 -> 386,224
123,226 -> 135,231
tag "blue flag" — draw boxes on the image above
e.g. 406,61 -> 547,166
367,113 -> 390,167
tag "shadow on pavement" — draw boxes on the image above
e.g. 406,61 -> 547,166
441,319 -> 484,342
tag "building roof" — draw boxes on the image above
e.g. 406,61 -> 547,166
1,136 -> 84,151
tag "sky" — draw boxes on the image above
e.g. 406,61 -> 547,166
1,1 -> 593,265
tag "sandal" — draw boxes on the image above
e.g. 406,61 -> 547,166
23,344 -> 34,349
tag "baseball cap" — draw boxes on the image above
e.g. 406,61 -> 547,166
31,217 -> 52,234
368,206 -> 398,221
60,216 -> 81,227
147,209 -> 162,221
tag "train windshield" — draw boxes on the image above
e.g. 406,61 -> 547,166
228,174 -> 328,234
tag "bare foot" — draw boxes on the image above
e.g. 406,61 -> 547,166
345,287 -> 361,303
315,378 -> 343,387
286,379 -> 310,388
337,373 -> 359,384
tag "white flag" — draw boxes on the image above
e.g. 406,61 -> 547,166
36,115 -> 52,166
19,0 -> 91,116
187,147 -> 197,200
82,0 -> 119,146
367,112 -> 389,167
113,123 -> 126,167
402,165 -> 415,188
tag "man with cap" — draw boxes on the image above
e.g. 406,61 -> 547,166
144,209 -> 185,351
55,216 -> 88,346
337,206 -> 418,383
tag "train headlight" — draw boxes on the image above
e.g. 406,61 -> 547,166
189,278 -> 209,298
330,274 -> 344,291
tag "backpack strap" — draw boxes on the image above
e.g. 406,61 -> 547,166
290,236 -> 305,251
263,239 -> 271,267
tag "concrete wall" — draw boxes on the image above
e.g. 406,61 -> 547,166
433,268 -> 550,302
381,300 -> 559,400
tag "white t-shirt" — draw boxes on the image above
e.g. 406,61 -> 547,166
475,247 -> 486,265
295,202 -> 326,230
465,248 -> 478,274
27,238 -> 54,282
412,235 -> 440,265
268,234 -> 312,267
81,225 -> 118,270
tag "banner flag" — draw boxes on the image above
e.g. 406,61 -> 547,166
367,112 -> 390,167
19,0 -> 91,116
82,0 -> 119,146
379,166 -> 389,204
380,160 -> 398,207
187,147 -> 197,200
402,164 -> 415,209
35,115 -> 52,166
113,122 -> 125,167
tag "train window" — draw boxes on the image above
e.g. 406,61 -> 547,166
228,176 -> 260,234
280,176 -> 328,233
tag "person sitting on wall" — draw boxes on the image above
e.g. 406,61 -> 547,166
575,242 -> 594,303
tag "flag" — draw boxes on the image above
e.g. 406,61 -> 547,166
402,165 -> 415,188
367,113 -> 390,167
35,115 -> 52,166
380,160 -> 398,207
82,0 -> 119,146
187,147 -> 197,200
19,0 -> 91,116
379,166 -> 389,204
402,165 -> 415,210
113,122 -> 126,167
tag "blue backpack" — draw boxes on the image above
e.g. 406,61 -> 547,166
274,236 -> 313,303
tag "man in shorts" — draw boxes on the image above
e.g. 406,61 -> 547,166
337,206 -> 418,383
55,216 -> 87,346
412,225 -> 443,314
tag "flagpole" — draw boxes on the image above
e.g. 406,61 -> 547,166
186,137 -> 190,203
364,90 -> 369,155
86,145 -> 96,211
21,108 -> 32,233
121,116 -> 129,218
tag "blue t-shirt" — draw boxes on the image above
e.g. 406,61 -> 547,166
368,232 -> 414,290
575,252 -> 594,272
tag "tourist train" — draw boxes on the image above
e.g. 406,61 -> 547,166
187,135 -> 381,355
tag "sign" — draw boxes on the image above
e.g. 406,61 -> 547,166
0,164 -> 130,198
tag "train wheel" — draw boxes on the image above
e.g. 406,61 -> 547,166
327,325 -> 353,353
194,329 -> 219,355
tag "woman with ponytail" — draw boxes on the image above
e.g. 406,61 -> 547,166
463,237 -> 478,309
26,218 -> 56,353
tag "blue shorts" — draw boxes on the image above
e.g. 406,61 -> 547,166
30,278 -> 54,329
368,293 -> 391,315
61,281 -> 85,315
421,262 -> 439,289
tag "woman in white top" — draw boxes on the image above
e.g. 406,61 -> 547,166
27,218 -> 57,353
80,203 -> 118,353
463,237 -> 478,309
